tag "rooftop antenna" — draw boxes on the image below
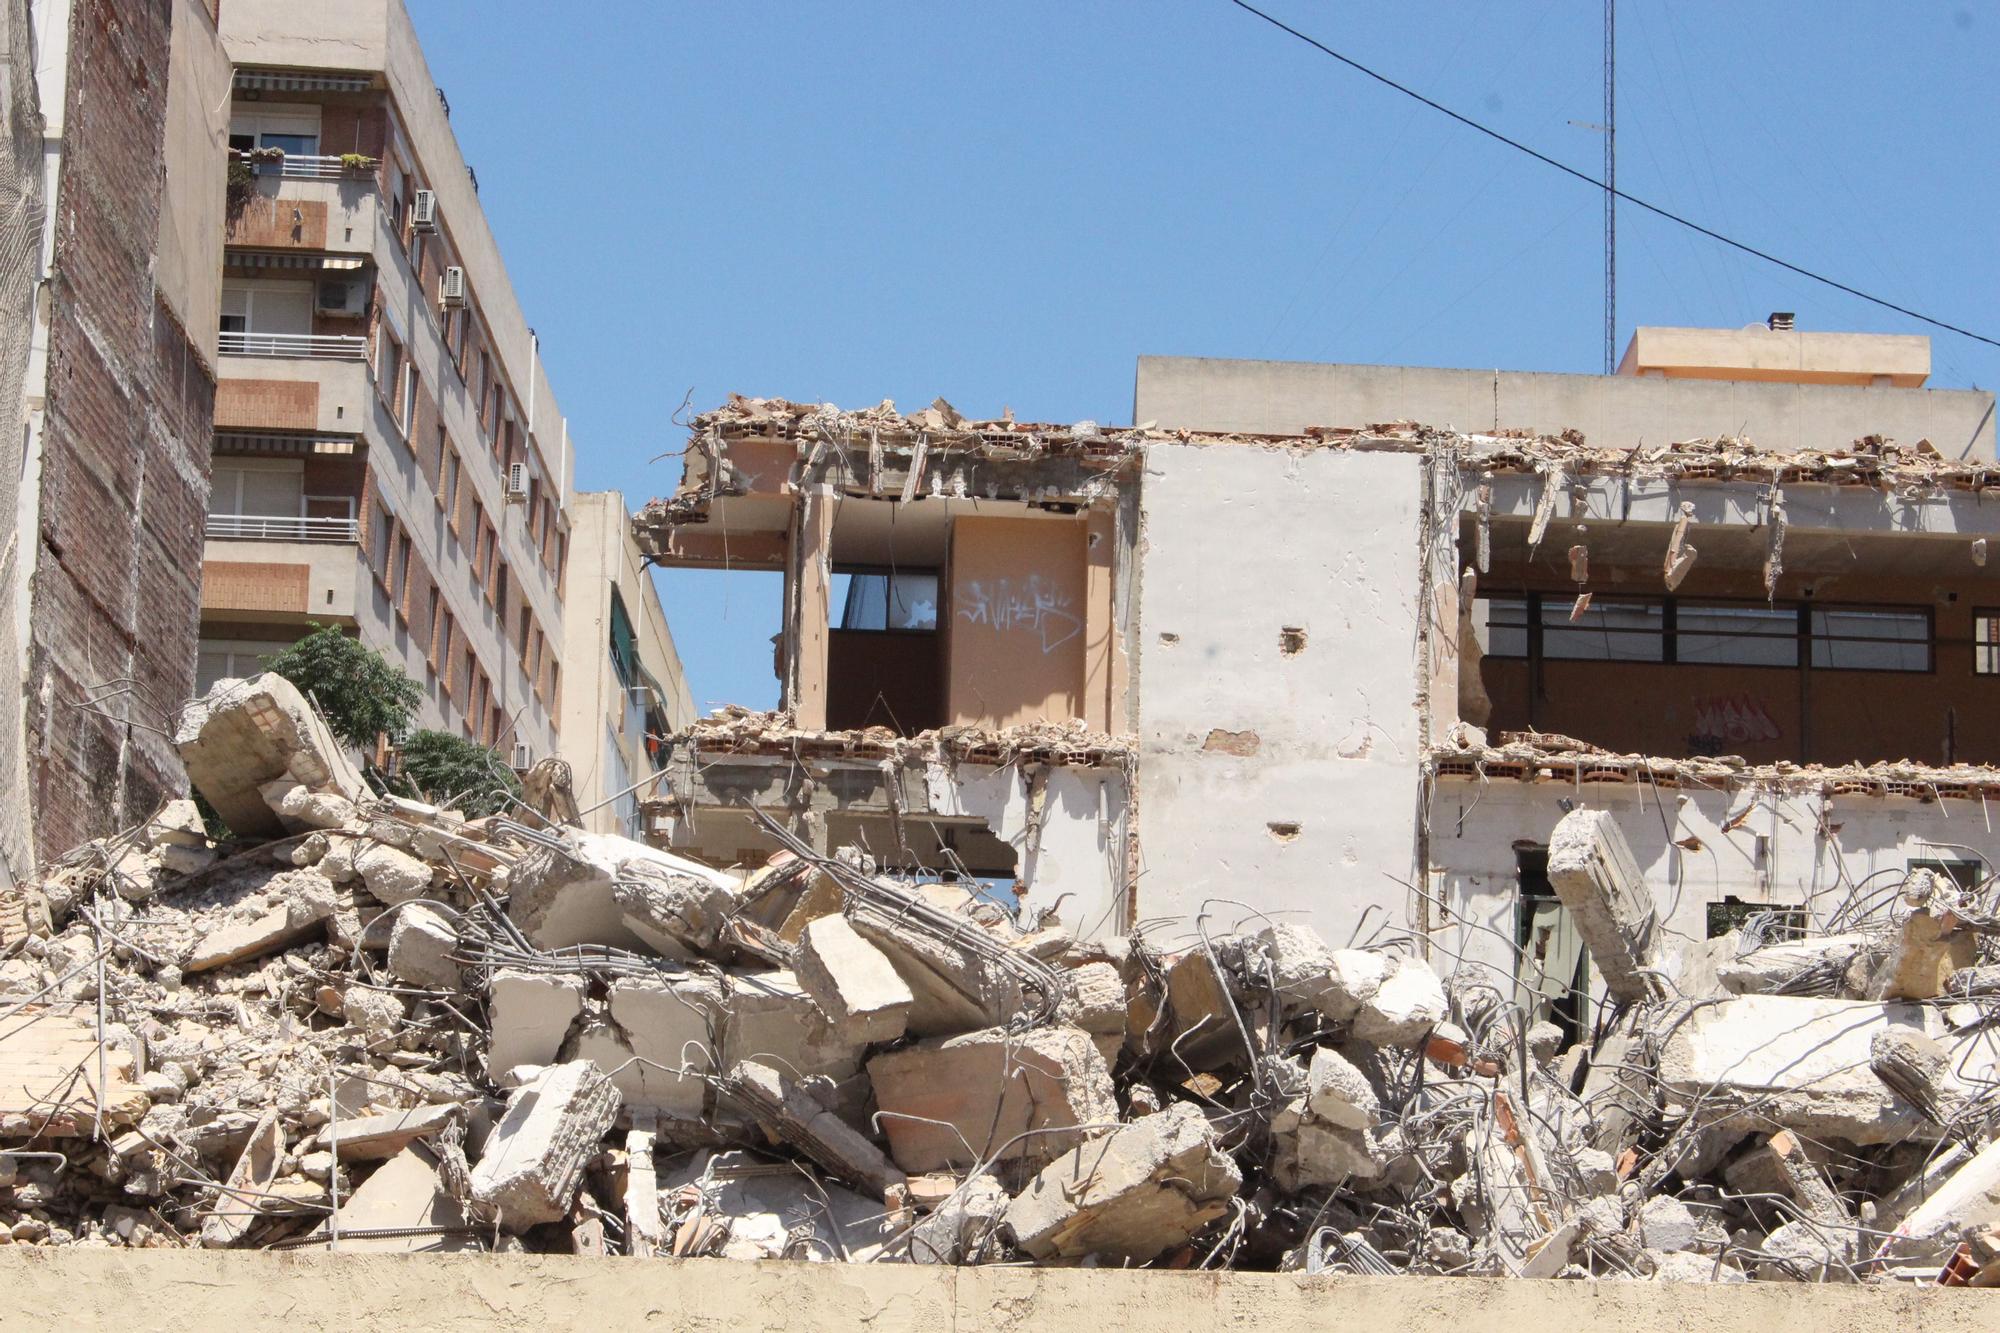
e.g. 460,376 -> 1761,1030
1569,3 -> 1616,371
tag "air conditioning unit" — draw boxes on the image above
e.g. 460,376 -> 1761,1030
504,462 -> 529,504
439,265 -> 467,307
314,277 -> 367,316
410,188 -> 437,232
510,741 -> 533,771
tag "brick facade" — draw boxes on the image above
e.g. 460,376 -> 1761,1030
214,376 -> 318,430
26,0 -> 217,860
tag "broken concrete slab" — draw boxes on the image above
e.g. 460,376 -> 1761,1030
794,914 -> 913,1045
259,781 -> 356,832
868,1025 -> 1117,1174
610,848 -> 746,957
1005,1102 -> 1240,1262
572,974 -> 722,1118
1874,1134 -> 2000,1266
317,1101 -> 461,1162
909,1173 -> 1008,1264
1659,995 -> 1945,1144
1716,933 -> 1872,996
1547,807 -> 1664,1002
718,969 -> 866,1089
624,1119 -> 666,1257
200,1111 -> 283,1248
318,1147 -> 475,1253
173,672 -> 366,838
661,1148 -> 894,1262
183,869 -> 336,973
1866,871 -> 1977,1001
726,1059 -> 905,1199
487,971 -> 587,1085
145,798 -> 208,848
1062,960 -> 1127,1068
848,904 -> 1025,1039
1351,955 -> 1447,1048
351,842 -> 434,906
386,904 -> 460,990
469,1060 -> 621,1230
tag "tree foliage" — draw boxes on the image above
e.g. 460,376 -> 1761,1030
397,729 -> 522,817
261,623 -> 422,749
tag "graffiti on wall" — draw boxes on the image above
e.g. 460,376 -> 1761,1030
1687,692 -> 1782,754
956,575 -> 1081,654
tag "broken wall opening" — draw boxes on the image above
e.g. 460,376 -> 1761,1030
1463,513 -> 2000,767
650,566 -> 785,712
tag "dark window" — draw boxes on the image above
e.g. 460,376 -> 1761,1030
1810,606 -> 1929,672
1541,598 -> 1664,662
1484,595 -> 1528,658
1909,858 -> 1984,892
837,568 -> 939,632
1976,612 -> 2000,676
609,588 -> 639,688
1678,602 -> 1799,667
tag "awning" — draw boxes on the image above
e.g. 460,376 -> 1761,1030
213,430 -> 359,457
224,251 -> 368,271
233,70 -> 374,94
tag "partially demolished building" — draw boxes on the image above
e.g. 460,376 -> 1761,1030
9,325 -> 2000,1285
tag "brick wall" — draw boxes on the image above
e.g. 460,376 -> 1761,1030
224,194 -> 328,249
214,377 -> 318,430
201,561 -> 309,615
26,0 -> 217,860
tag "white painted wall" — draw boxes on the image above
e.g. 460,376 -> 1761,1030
1430,776 -> 2000,999
1133,443 -> 1429,948
944,763 -> 1128,940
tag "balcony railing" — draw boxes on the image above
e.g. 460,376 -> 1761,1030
206,514 -> 360,543
219,331 -> 368,360
234,152 -> 375,182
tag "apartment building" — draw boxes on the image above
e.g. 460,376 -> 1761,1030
200,0 -> 572,767
0,0 -> 229,871
557,490 -> 694,840
638,328 -> 2000,1019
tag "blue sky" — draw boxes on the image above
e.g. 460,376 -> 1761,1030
407,1 -> 1999,714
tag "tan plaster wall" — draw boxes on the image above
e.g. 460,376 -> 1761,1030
0,1252 -> 1993,1333
946,514 -> 1087,728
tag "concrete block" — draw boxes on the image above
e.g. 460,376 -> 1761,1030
1638,1195 -> 1699,1253
1305,1046 -> 1381,1130
1547,808 -> 1663,1002
260,781 -> 357,832
1659,995 -> 1944,1144
1005,1103 -> 1241,1262
909,1173 -> 1009,1265
869,1025 -> 1118,1174
173,672 -> 366,838
1351,955 -> 1446,1048
1716,934 -> 1871,996
508,832 -> 733,954
351,843 -> 433,906
145,798 -> 208,849
726,1059 -> 905,1198
795,915 -> 913,1045
469,1060 -> 621,1230
155,843 -> 218,877
1063,961 -> 1127,1068
487,970 -> 586,1085
1255,922 -> 1339,1015
318,1102 -> 460,1162
660,1148 -> 895,1262
1867,871 -> 1977,1001
611,848 -> 745,956
386,905 -> 460,990
849,908 -> 1024,1038
183,870 -> 336,973
317,1147 -> 475,1252
720,970 -> 865,1086
1875,1134 -> 2000,1265
576,975 -> 722,1118
1323,949 -> 1392,1021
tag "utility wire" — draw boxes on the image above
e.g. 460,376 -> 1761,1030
1225,0 -> 2000,351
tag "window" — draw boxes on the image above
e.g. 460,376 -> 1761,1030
1484,596 -> 1528,658
444,447 -> 461,519
393,527 -> 412,605
494,560 -> 509,613
220,280 -> 312,337
208,458 -> 304,518
836,568 -> 939,632
196,638 -> 298,694
378,333 -> 404,411
1910,858 -> 1984,891
1977,612 -> 2000,676
228,104 -> 321,156
1677,602 -> 1798,668
1810,606 -> 1930,672
1542,598 -> 1664,662
609,589 -> 639,687
1705,898 -> 1808,941
399,364 -> 419,438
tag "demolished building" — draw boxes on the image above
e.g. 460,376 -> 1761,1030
8,326 -> 2000,1284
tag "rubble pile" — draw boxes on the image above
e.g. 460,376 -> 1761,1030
4,676 -> 2000,1282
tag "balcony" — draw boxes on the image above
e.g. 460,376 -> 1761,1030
205,514 -> 360,544
242,153 -> 373,182
219,331 -> 368,360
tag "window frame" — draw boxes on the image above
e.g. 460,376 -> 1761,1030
1977,609 -> 2000,677
833,564 -> 942,635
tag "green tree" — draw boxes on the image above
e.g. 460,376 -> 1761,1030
398,729 -> 522,817
261,623 -> 422,749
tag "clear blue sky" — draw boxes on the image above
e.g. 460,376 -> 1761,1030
407,1 -> 1999,715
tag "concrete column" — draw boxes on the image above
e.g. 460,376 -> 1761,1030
1083,507 -> 1117,733
791,483 -> 834,730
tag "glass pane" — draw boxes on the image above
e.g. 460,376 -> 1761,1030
1810,608 -> 1928,672
1482,596 -> 1527,658
1678,603 -> 1798,667
887,572 -> 938,630
1542,600 -> 1664,661
1979,616 -> 2000,676
840,573 -> 888,630
258,132 -> 319,155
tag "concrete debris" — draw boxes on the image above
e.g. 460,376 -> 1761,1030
469,1061 -> 621,1230
1004,1103 -> 1240,1262
10,737 -> 2000,1281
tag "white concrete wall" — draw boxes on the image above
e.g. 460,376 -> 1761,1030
1430,776 -> 2000,998
1136,355 -> 1997,461
941,763 -> 1128,940
154,0 -> 228,363
1133,443 -> 1429,947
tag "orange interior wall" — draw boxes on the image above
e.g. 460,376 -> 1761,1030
945,516 -> 1087,728
1480,561 -> 2000,766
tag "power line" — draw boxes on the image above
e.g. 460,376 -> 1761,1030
1224,0 -> 2000,352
